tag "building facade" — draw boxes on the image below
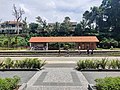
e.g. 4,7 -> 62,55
48,22 -> 77,31
29,36 -> 99,50
0,21 -> 23,34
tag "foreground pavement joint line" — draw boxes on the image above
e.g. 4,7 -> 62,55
27,71 -> 44,86
26,68 -> 88,90
76,71 -> 89,90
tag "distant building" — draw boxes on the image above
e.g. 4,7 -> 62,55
29,36 -> 99,50
48,22 -> 77,31
0,21 -> 23,34
48,23 -> 56,26
70,22 -> 77,31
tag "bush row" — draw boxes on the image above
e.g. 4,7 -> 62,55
95,77 -> 120,90
0,58 -> 46,69
76,58 -> 120,70
0,76 -> 20,90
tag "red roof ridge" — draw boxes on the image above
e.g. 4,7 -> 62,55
29,36 -> 99,43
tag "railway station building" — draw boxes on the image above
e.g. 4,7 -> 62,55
29,36 -> 99,50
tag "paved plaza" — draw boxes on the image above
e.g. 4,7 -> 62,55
0,57 -> 120,90
25,63 -> 120,90
26,68 -> 88,90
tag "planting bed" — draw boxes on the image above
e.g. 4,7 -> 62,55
82,71 -> 120,84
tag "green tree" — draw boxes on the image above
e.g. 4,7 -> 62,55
101,0 -> 120,40
48,22 -> 60,36
74,23 -> 83,36
36,16 -> 48,36
100,38 -> 118,48
82,0 -> 120,47
59,17 -> 72,36
22,17 -> 29,34
29,23 -> 38,34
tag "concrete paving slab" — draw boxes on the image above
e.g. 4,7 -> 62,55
44,63 -> 76,68
0,71 -> 36,85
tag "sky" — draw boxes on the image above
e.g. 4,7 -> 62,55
0,0 -> 102,23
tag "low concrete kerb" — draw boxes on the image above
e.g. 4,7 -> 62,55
88,84 -> 96,90
18,83 -> 27,90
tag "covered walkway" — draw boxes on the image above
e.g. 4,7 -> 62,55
29,36 -> 99,50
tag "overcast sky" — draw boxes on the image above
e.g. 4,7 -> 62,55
0,0 -> 102,23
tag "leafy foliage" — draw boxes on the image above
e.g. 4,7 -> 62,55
76,58 -> 120,70
95,77 -> 120,90
3,58 -> 14,69
1,0 -> 120,48
77,59 -> 99,70
100,38 -> 118,48
0,58 -> 46,69
0,76 -> 20,90
82,0 -> 120,47
99,58 -> 108,69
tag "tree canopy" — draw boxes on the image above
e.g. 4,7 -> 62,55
1,0 -> 120,48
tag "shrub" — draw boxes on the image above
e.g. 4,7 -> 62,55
0,76 -> 20,90
91,60 -> 99,69
0,61 -> 3,68
95,77 -> 120,90
77,60 -> 86,70
17,58 -> 46,69
0,58 -> 46,69
24,58 -> 33,68
2,58 -> 14,69
116,60 -> 120,69
77,59 -> 99,70
100,38 -> 119,49
94,60 -> 101,69
109,60 -> 117,69
13,60 -> 20,68
84,60 -> 98,69
30,58 -> 46,69
76,58 -> 120,70
17,37 -> 28,47
99,58 -> 108,69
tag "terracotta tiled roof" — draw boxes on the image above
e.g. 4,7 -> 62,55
8,21 -> 17,24
29,36 -> 99,43
1,21 -> 22,25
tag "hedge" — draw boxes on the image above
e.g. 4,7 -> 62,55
76,58 -> 120,70
0,58 -> 46,69
95,77 -> 120,90
0,76 -> 20,90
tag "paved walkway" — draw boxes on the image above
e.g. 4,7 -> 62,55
26,67 -> 88,90
2,56 -> 120,90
